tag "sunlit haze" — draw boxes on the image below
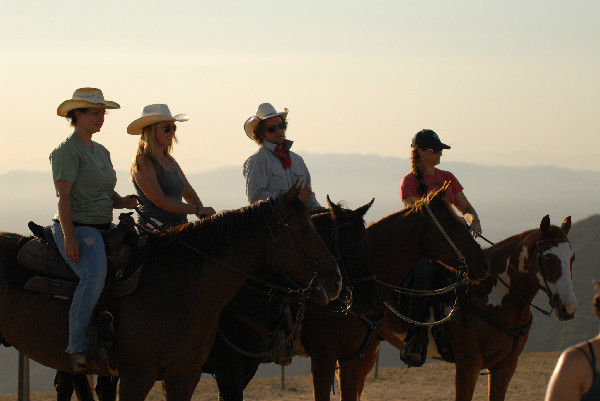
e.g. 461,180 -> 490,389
2,0 -> 599,175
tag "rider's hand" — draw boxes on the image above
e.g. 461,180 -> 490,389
469,220 -> 482,238
64,235 -> 80,264
196,207 -> 217,219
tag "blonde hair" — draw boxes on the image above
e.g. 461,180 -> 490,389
130,123 -> 177,179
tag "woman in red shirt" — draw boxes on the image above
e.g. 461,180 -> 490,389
398,129 -> 482,367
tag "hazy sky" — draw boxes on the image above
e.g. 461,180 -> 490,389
2,0 -> 599,176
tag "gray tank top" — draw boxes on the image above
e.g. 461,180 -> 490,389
134,159 -> 187,229
576,342 -> 600,401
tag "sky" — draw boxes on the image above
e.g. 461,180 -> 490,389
1,0 -> 599,176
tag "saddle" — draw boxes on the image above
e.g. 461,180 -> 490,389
15,220 -> 145,299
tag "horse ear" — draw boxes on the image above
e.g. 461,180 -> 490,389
430,182 -> 449,203
326,195 -> 342,220
355,198 -> 375,218
561,216 -> 572,235
286,181 -> 301,202
540,215 -> 550,234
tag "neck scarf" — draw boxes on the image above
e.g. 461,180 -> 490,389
274,146 -> 292,170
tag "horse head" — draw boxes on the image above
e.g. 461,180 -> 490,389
537,215 -> 577,321
416,183 -> 489,282
269,183 -> 342,305
314,196 -> 378,315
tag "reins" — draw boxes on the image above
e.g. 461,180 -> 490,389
133,197 -> 328,297
217,298 -> 307,360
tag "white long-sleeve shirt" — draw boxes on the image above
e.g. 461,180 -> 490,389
243,139 -> 320,208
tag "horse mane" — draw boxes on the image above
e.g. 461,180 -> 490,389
145,194 -> 304,268
484,224 -> 569,273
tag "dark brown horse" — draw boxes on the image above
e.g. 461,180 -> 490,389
0,186 -> 341,401
201,197 -> 377,401
298,184 -> 490,401
352,215 -> 576,401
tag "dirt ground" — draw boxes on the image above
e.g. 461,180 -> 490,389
0,351 -> 560,401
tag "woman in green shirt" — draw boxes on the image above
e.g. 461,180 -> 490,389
51,88 -> 137,372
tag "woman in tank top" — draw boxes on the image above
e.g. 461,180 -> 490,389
545,283 -> 600,401
128,104 -> 215,229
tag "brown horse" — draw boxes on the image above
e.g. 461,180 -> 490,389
352,215 -> 576,401
298,185 -> 490,401
0,186 -> 341,401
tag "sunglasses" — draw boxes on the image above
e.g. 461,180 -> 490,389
266,121 -> 287,133
162,124 -> 177,134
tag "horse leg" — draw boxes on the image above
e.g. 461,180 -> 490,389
488,357 -> 519,401
118,370 -> 156,401
54,371 -> 75,401
454,358 -> 482,401
337,360 -> 365,401
311,356 -> 337,401
214,361 -> 245,401
72,374 -> 94,401
355,340 -> 380,399
96,375 -> 119,401
163,370 -> 203,401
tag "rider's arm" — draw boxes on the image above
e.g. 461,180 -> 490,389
133,156 -> 203,215
545,347 -> 589,401
55,180 -> 79,264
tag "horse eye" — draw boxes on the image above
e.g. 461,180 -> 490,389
544,255 -> 551,262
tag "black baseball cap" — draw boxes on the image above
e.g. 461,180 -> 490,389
411,129 -> 451,152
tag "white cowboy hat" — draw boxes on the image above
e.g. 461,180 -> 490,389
243,103 -> 288,139
57,88 -> 120,117
127,104 -> 189,135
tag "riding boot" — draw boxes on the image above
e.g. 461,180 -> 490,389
399,258 -> 437,367
400,325 -> 428,367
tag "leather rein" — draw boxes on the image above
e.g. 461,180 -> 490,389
135,197 -> 335,298
378,197 -> 471,327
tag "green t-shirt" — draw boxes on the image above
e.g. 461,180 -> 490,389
50,134 -> 117,224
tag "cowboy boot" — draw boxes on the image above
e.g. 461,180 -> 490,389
400,325 -> 428,367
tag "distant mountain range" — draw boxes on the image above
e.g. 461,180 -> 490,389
0,154 -> 597,392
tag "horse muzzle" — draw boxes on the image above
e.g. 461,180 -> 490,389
553,294 -> 577,321
312,271 -> 342,305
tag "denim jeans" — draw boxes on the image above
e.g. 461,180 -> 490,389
52,221 -> 112,354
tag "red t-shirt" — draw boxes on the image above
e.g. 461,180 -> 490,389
399,169 -> 464,206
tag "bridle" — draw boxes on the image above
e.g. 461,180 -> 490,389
317,214 -> 376,314
493,232 -> 569,317
265,199 -> 337,296
378,197 -> 473,327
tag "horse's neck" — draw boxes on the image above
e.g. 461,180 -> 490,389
368,211 -> 424,283
476,230 -> 541,321
150,230 -> 267,313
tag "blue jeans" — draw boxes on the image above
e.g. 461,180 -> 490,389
52,221 -> 112,354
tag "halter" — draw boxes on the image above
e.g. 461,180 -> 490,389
482,230 -> 569,318
377,197 -> 473,327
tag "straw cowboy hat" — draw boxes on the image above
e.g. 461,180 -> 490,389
57,88 -> 120,117
243,103 -> 288,139
127,104 -> 189,135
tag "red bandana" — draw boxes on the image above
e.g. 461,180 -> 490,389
274,146 -> 292,170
